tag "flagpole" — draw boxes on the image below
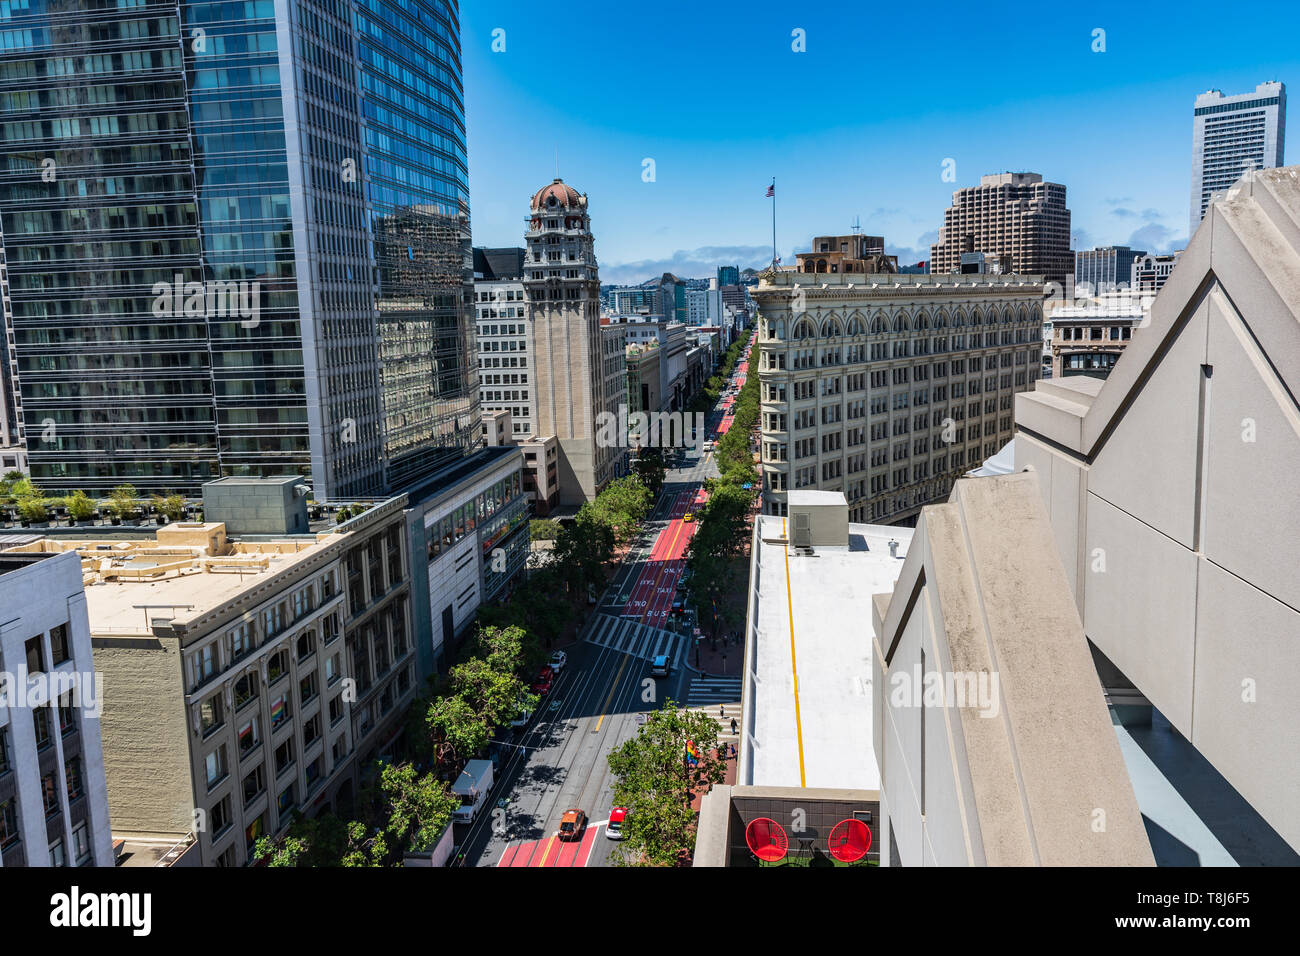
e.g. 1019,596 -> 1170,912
770,178 -> 777,268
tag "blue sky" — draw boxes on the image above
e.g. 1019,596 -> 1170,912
462,0 -> 1300,284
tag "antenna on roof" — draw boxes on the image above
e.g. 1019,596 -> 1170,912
851,215 -> 861,235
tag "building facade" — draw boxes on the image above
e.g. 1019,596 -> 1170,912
0,0 -> 477,499
752,267 -> 1044,525
1130,251 -> 1182,292
1048,293 -> 1145,379
1074,246 -> 1145,294
0,549 -> 115,867
525,180 -> 620,505
7,496 -> 416,867
795,234 -> 895,274
1190,81 -> 1286,236
474,272 -> 532,439
930,173 -> 1073,285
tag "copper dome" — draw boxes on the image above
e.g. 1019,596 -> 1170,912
531,178 -> 583,211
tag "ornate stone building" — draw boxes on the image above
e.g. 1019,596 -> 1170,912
524,180 -> 623,505
752,268 -> 1044,524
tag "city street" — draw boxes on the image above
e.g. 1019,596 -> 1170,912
456,340 -> 752,866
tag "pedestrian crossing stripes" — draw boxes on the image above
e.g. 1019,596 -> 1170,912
686,676 -> 744,707
583,613 -> 688,668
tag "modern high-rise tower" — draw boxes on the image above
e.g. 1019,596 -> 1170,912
930,173 -> 1073,286
0,0 -> 477,500
1190,81 -> 1286,237
524,179 -> 621,505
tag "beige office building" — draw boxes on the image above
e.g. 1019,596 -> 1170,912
11,498 -> 417,866
930,172 -> 1073,285
525,179 -> 624,505
751,265 -> 1044,525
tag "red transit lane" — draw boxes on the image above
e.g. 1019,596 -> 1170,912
619,488 -> 707,628
497,827 -> 598,867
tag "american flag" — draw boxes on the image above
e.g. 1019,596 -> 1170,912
765,183 -> 775,197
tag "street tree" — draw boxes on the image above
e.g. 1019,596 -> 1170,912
607,701 -> 727,866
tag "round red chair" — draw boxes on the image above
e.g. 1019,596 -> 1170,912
745,817 -> 789,863
827,818 -> 873,863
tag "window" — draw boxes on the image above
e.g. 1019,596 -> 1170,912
42,772 -> 60,816
200,696 -> 224,737
274,740 -> 295,777
0,727 -> 8,775
49,837 -> 67,867
205,747 -> 227,790
278,784 -> 296,814
210,795 -> 232,837
325,653 -> 341,685
58,692 -> 77,736
329,694 -> 345,726
229,622 -> 254,661
25,636 -> 44,675
34,706 -> 52,749
238,718 -> 260,758
270,694 -> 290,730
296,631 -> 316,662
245,813 -> 265,851
267,649 -> 289,686
72,822 -> 91,865
192,643 -> 216,688
303,714 -> 321,748
49,624 -> 71,666
0,798 -> 18,848
234,674 -> 258,710
242,765 -> 266,806
300,672 -> 318,707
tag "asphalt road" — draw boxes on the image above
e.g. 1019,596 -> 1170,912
455,341 -> 752,867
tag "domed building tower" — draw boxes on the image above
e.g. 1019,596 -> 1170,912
524,179 -> 622,504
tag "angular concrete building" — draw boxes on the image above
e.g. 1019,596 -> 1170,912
871,473 -> 1154,866
1015,165 -> 1300,856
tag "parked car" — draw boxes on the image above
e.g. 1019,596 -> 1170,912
510,698 -> 533,728
532,665 -> 555,695
559,808 -> 587,841
606,807 -> 628,840
549,650 -> 568,674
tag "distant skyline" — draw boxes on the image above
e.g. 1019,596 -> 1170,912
462,0 -> 1300,284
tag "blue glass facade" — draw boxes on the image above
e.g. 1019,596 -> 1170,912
0,0 -> 476,498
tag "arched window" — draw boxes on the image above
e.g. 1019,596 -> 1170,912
934,312 -> 948,329
952,309 -> 965,328
916,313 -> 931,331
817,259 -> 827,273
870,314 -> 887,334
892,314 -> 910,333
846,316 -> 865,336
792,319 -> 815,340
822,318 -> 842,338
972,309 -> 983,326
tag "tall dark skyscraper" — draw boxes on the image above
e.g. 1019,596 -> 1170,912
0,0 -> 476,499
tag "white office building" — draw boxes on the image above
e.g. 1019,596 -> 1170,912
0,549 -> 114,867
1190,81 -> 1285,236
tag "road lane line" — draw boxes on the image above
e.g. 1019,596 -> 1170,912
593,651 -> 632,733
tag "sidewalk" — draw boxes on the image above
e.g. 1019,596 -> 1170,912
684,631 -> 745,677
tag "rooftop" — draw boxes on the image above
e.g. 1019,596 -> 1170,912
743,514 -> 914,791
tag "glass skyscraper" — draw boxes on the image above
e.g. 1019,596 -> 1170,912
0,0 -> 476,500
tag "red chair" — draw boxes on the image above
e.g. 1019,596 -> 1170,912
745,817 -> 789,863
827,819 -> 872,863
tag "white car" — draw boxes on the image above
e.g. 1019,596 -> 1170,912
549,650 -> 568,674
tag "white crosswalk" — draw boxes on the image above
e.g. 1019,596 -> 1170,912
583,613 -> 689,668
686,676 -> 744,708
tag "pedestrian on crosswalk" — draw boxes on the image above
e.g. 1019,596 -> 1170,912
730,717 -> 737,735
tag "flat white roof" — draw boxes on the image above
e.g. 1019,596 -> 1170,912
744,515 -> 914,790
